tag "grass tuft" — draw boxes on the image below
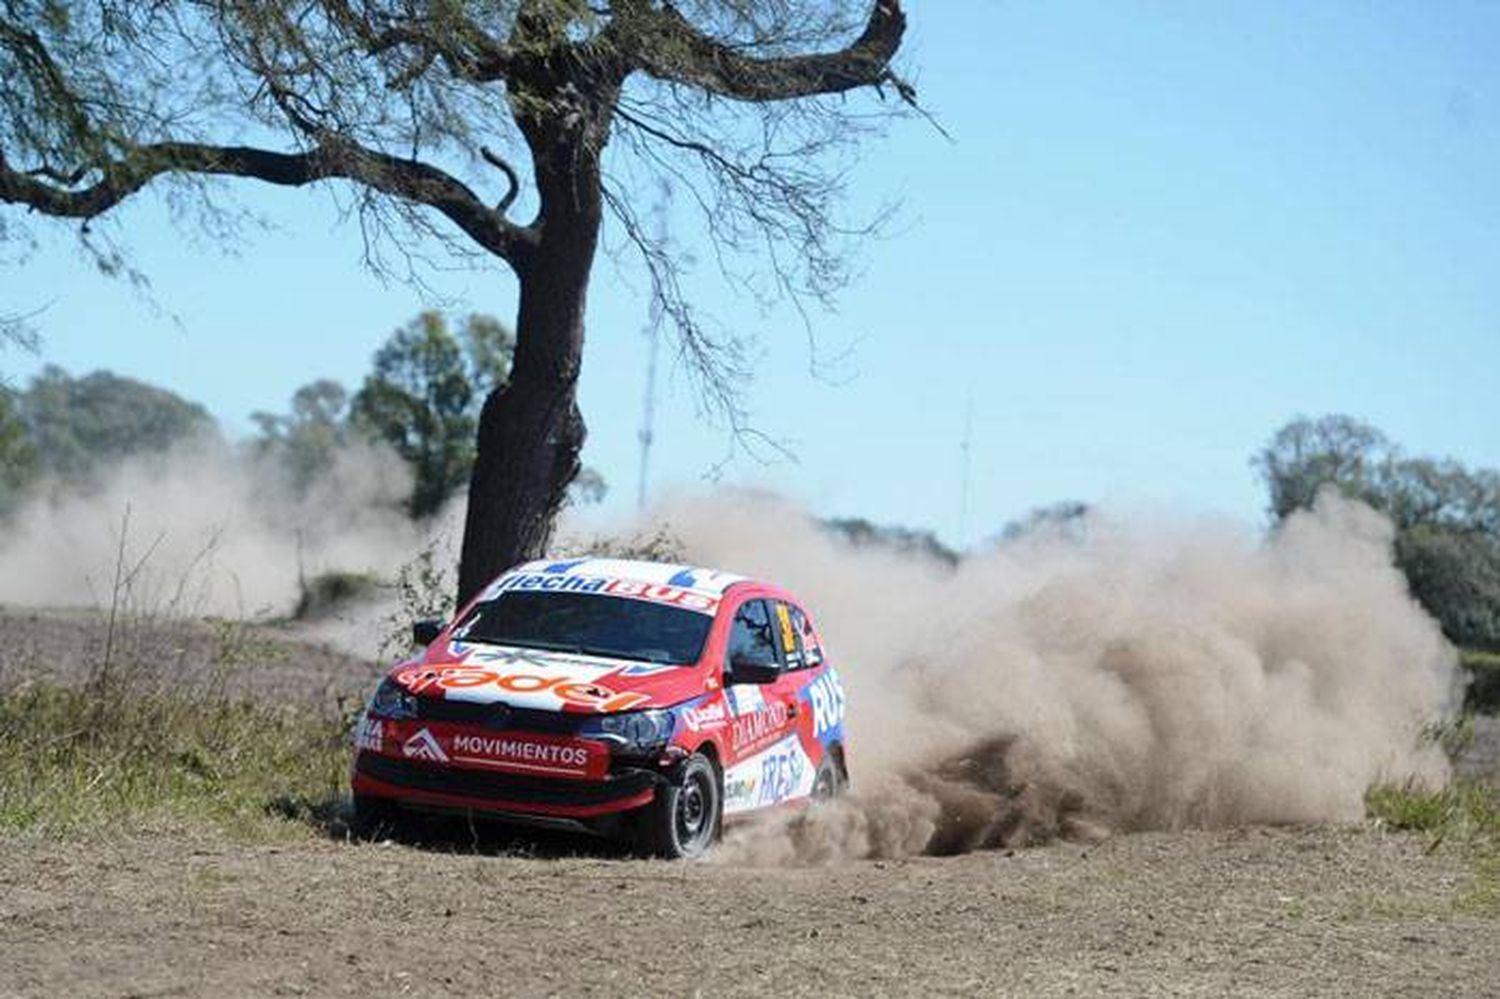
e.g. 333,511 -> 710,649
1366,778 -> 1500,913
0,682 -> 351,839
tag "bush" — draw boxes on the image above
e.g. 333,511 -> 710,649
1464,650 -> 1500,715
295,569 -> 382,620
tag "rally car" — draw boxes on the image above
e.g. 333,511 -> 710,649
350,557 -> 848,858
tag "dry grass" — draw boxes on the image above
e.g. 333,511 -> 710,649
0,682 -> 350,839
0,516 -> 357,840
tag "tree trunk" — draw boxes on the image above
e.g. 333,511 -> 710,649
455,64 -> 618,607
456,369 -> 585,608
456,227 -> 598,605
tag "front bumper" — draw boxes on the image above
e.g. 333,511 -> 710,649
352,750 -> 660,819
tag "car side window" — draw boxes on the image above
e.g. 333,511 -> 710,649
773,601 -> 805,670
788,604 -> 823,668
725,599 -> 779,672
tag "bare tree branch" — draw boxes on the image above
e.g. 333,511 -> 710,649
621,0 -> 907,102
0,139 -> 537,266
480,146 -> 521,214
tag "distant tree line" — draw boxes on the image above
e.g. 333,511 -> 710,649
0,311 -> 605,520
1254,414 -> 1500,652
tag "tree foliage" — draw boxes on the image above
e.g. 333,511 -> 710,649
0,0 -> 915,602
351,311 -> 513,518
0,386 -> 38,517
15,365 -> 215,486
999,500 -> 1091,545
1255,414 -> 1500,651
252,310 -> 603,517
823,516 -> 958,566
251,379 -> 353,495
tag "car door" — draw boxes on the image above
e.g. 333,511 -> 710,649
782,601 -> 845,750
720,598 -> 803,813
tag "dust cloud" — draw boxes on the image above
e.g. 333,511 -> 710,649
0,435 -> 436,626
646,491 -> 1461,861
0,447 -> 1462,860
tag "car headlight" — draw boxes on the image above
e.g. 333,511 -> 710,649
368,677 -> 418,720
578,709 -> 674,754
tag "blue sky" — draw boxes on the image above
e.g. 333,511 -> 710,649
6,1 -> 1498,546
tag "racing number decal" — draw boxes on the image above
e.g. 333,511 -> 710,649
775,603 -> 798,665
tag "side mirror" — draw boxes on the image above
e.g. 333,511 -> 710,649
412,619 -> 443,647
727,655 -> 779,685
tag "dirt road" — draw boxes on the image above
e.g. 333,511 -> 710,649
2,821 -> 1496,998
2,609 -> 1497,997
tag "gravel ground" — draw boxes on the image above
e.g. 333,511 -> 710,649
2,608 -> 1497,997
0,606 -> 382,710
0,824 -> 1495,998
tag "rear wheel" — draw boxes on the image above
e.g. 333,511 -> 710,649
811,751 -> 844,802
635,753 -> 721,859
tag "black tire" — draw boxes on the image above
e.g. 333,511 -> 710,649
350,793 -> 403,840
811,750 -> 844,803
635,753 -> 721,860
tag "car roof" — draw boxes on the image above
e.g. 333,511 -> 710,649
499,556 -> 752,596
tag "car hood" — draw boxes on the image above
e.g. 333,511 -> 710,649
387,640 -> 709,713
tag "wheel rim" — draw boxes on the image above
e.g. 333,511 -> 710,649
674,769 -> 714,851
813,767 -> 834,801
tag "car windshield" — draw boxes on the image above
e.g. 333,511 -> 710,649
453,591 -> 712,666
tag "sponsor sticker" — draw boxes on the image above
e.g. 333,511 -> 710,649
756,741 -> 807,807
449,733 -> 596,777
481,573 -> 720,613
402,727 -> 449,763
354,715 -> 383,753
721,735 -> 816,815
807,670 -> 846,738
730,701 -> 790,755
724,774 -> 758,807
393,665 -> 650,712
682,700 -> 728,732
383,721 -> 605,780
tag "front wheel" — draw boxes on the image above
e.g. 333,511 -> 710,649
350,793 -> 403,840
634,753 -> 721,859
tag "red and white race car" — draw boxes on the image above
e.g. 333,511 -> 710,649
350,557 -> 847,858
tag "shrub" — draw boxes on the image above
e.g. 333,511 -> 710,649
1463,650 -> 1500,715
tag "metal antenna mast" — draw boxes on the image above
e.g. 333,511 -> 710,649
958,392 -> 974,549
636,299 -> 662,511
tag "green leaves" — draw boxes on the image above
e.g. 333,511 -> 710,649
350,310 -> 512,518
1255,414 -> 1500,651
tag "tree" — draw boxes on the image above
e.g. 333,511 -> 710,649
16,365 -> 215,486
823,517 -> 959,566
1254,414 -> 1500,651
0,386 -> 37,518
254,310 -> 603,516
1,311 -> 37,353
251,378 -> 354,495
351,310 -> 512,518
1251,415 -> 1393,521
999,500 -> 1091,544
0,2 -> 915,603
